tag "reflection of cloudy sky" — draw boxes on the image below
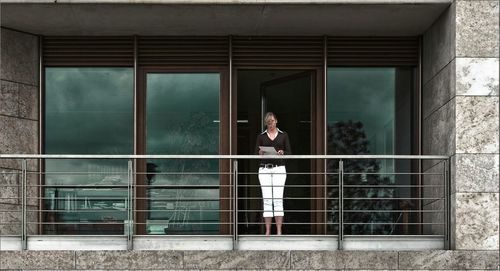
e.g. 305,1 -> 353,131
146,73 -> 220,180
45,68 -> 134,154
146,73 -> 219,155
44,70 -> 220,184
327,68 -> 396,154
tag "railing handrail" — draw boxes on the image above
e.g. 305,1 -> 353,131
0,154 -> 450,250
0,154 -> 449,159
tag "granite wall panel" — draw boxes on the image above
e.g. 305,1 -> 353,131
422,59 -> 455,119
75,251 -> 183,270
423,1 -> 456,84
290,251 -> 344,269
398,250 -> 499,269
0,251 -> 75,270
0,80 -> 38,121
422,199 -> 445,236
455,192 -> 499,250
456,0 -> 499,57
0,27 -> 40,240
0,80 -> 18,117
422,99 -> 456,157
456,96 -> 499,154
0,28 -> 38,85
1,250 -> 497,270
184,251 -> 290,270
454,153 -> 499,193
0,115 -> 38,169
0,168 -> 21,205
456,58 -> 499,96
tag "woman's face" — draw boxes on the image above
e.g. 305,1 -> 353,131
266,117 -> 277,130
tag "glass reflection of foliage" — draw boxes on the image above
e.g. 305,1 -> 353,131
155,112 -> 218,177
327,120 -> 393,235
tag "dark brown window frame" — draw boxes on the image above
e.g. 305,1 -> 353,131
40,35 -> 421,235
136,66 -> 230,235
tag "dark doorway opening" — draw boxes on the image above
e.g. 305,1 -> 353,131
236,70 -> 313,235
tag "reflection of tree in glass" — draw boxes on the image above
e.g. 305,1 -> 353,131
160,112 -> 219,184
327,120 -> 393,235
146,110 -> 221,234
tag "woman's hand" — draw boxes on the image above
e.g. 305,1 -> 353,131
277,150 -> 284,155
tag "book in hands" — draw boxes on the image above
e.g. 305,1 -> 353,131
259,146 -> 278,155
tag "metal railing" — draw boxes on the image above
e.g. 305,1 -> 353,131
0,154 -> 450,250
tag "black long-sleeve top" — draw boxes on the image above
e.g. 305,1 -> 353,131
254,128 -> 292,166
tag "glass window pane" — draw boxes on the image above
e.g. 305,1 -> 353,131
146,73 -> 220,235
327,67 -> 415,235
44,68 -> 133,235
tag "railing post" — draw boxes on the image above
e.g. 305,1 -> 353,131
444,158 -> 450,249
338,159 -> 344,250
21,159 -> 28,250
127,159 -> 134,250
324,158 -> 327,236
232,159 -> 238,250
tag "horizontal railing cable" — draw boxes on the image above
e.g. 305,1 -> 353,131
0,154 -> 449,250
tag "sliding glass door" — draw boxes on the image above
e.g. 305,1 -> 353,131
326,67 -> 417,235
143,72 -> 221,235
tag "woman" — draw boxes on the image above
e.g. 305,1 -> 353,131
255,112 -> 292,235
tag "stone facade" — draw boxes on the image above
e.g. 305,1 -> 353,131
422,1 -> 457,240
1,0 -> 500,270
0,28 -> 39,236
0,250 -> 498,270
422,0 -> 499,253
454,0 -> 499,252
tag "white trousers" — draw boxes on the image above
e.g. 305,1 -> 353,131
258,165 -> 286,217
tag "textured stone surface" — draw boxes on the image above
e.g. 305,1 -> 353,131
0,203 -> 38,235
0,251 -> 75,269
423,99 -> 455,156
17,82 -> 39,120
290,251 -> 344,269
0,115 -> 38,169
422,160 -> 447,238
0,28 -> 39,85
456,0 -> 499,57
399,250 -> 499,269
343,251 -> 398,269
0,80 -> 38,120
455,153 -> 499,193
422,60 -> 455,119
0,168 -> 39,207
456,96 -> 499,153
0,80 -> 18,117
26,171 -> 40,207
422,160 -> 447,205
422,198 -> 445,236
456,57 -> 499,95
0,168 -> 21,205
0,203 -> 21,235
290,251 -> 397,269
0,250 -> 497,270
76,251 -> 183,270
455,192 -> 499,249
423,2 -> 455,84
450,193 -> 456,249
184,251 -> 290,270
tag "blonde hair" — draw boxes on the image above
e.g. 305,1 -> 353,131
264,112 -> 277,123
